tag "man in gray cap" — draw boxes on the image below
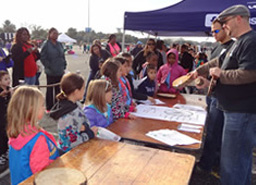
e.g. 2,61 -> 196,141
207,4 -> 256,185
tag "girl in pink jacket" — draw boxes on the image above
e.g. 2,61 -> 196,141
157,49 -> 186,94
7,86 -> 59,185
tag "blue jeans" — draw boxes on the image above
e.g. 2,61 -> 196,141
198,97 -> 224,171
221,112 -> 256,185
24,76 -> 36,85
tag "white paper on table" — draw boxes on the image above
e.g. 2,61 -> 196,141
178,124 -> 201,133
146,129 -> 201,146
173,103 -> 206,112
137,99 -> 165,105
155,99 -> 165,104
96,127 -> 121,142
179,123 -> 203,129
131,104 -> 206,125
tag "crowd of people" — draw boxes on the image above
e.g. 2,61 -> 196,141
0,4 -> 255,185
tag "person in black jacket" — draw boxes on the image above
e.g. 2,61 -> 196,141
130,41 -> 143,57
132,39 -> 163,77
11,27 -> 40,87
0,71 -> 11,173
84,43 -> 111,98
179,44 -> 194,72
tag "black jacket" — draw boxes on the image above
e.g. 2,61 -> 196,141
126,73 -> 147,100
132,50 -> 163,75
11,43 -> 40,86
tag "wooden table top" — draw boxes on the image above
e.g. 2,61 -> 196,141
108,94 -> 204,150
20,139 -> 195,185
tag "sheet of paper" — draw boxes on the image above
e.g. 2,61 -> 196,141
131,104 -> 206,125
178,124 -> 201,133
137,99 -> 165,105
96,127 -> 121,142
173,103 -> 206,112
146,129 -> 201,146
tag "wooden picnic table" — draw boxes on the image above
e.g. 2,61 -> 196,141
20,139 -> 195,185
108,93 -> 204,151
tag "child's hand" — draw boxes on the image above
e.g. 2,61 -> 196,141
128,114 -> 137,119
91,126 -> 98,136
0,89 -> 8,97
80,125 -> 86,132
147,96 -> 156,104
9,87 -> 14,95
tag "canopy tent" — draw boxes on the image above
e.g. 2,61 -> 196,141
124,0 -> 256,37
57,33 -> 77,43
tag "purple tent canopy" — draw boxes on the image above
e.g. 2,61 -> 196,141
124,0 -> 256,36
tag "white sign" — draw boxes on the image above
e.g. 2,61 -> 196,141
205,14 -> 218,27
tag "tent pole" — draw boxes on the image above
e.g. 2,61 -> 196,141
122,29 -> 125,52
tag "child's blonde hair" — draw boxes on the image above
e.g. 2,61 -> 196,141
7,86 -> 44,138
86,79 -> 112,113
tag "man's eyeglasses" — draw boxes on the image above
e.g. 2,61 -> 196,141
211,29 -> 221,34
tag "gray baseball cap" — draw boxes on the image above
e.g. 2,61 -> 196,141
217,4 -> 250,22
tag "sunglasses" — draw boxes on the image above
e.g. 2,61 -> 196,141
211,29 -> 221,34
147,43 -> 155,46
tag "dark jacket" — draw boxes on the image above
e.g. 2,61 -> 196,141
126,73 -> 147,100
0,87 -> 11,129
179,51 -> 194,72
130,46 -> 143,57
89,49 -> 111,76
11,44 -> 29,86
40,40 -> 66,76
136,77 -> 155,97
132,50 -> 163,75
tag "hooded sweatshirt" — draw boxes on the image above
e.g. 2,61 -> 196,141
49,99 -> 94,152
9,126 -> 58,185
84,104 -> 113,128
157,49 -> 186,94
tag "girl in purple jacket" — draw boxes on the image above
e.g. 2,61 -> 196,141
84,79 -> 113,127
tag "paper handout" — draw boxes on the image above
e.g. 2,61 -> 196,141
178,123 -> 202,133
146,129 -> 201,146
137,99 -> 165,105
131,104 -> 206,125
96,127 -> 121,142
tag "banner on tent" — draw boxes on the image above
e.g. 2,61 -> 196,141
204,14 -> 218,27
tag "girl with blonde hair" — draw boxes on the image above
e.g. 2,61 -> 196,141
7,86 -> 59,185
84,79 -> 113,127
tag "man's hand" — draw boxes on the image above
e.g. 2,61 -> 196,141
210,67 -> 222,79
188,70 -> 198,80
195,76 -> 210,89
